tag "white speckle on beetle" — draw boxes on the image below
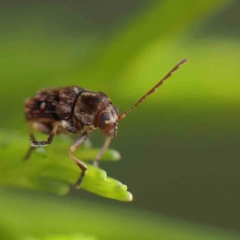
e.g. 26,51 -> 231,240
73,87 -> 79,94
40,102 -> 46,110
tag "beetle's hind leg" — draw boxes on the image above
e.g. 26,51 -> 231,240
23,123 -> 36,160
23,122 -> 57,160
30,123 -> 60,147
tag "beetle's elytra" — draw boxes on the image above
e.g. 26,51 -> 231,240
24,59 -> 187,187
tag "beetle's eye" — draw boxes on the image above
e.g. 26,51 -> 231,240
98,112 -> 110,130
114,106 -> 119,115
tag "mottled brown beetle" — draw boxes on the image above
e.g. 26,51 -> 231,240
24,59 -> 187,188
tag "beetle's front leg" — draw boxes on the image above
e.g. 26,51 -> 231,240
69,132 -> 89,188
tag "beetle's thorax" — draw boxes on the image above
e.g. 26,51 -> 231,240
73,91 -> 119,137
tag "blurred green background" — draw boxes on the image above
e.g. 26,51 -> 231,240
1,0 -> 240,239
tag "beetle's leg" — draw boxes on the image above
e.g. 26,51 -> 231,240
93,137 -> 111,167
30,123 -> 60,147
24,146 -> 35,161
24,123 -> 53,160
30,120 -> 76,147
69,132 -> 89,188
25,121 -> 75,160
23,124 -> 36,160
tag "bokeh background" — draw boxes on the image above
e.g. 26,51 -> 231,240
1,0 -> 240,239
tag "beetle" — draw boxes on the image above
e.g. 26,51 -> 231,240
24,59 -> 187,188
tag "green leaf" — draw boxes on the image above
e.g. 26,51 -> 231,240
0,130 -> 132,202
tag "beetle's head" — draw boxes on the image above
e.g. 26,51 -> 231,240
95,103 -> 119,138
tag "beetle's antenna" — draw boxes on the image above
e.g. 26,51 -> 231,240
118,59 -> 188,121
